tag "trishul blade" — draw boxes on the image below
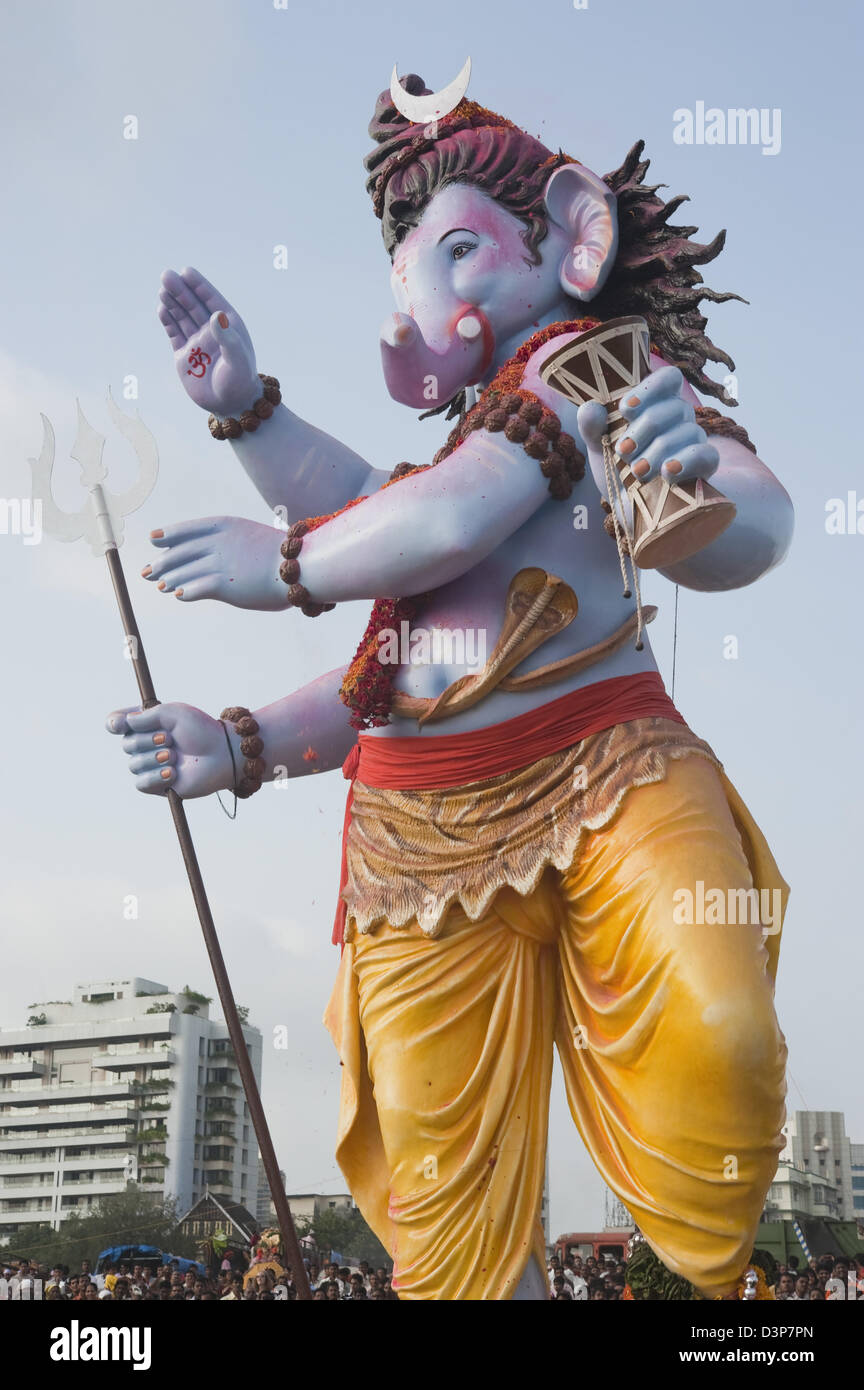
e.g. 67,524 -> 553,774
29,391 -> 159,553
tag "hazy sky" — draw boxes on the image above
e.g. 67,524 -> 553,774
1,0 -> 861,1239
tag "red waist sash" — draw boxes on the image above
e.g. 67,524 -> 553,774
333,670 -> 682,944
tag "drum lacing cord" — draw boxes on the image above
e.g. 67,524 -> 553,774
601,432 -> 645,651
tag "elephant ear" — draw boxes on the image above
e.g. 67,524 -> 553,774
544,163 -> 618,301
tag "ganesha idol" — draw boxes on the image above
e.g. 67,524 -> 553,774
108,65 -> 793,1300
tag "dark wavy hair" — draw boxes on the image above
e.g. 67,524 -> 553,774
365,76 -> 742,405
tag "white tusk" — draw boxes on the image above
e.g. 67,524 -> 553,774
457,315 -> 483,342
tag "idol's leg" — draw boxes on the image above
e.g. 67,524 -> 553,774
554,755 -> 788,1299
350,885 -> 559,1301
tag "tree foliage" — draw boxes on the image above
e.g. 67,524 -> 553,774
298,1205 -> 389,1266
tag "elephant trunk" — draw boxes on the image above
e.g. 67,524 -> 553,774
380,309 -> 494,408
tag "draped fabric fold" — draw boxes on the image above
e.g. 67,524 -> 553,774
324,697 -> 788,1300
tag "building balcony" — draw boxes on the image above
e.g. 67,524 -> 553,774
0,1178 -> 55,1197
0,1148 -> 134,1172
0,1206 -> 57,1225
0,1152 -> 60,1169
0,1125 -> 139,1152
0,1017 -> 176,1048
61,1175 -> 127,1190
0,1059 -> 47,1079
0,1080 -> 138,1107
0,1198 -> 53,1215
92,1047 -> 177,1071
0,1105 -> 140,1131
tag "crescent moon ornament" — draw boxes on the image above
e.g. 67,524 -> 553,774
390,57 -> 472,126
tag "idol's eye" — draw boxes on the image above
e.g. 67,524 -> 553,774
451,241 -> 477,261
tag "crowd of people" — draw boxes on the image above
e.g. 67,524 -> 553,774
548,1252 -> 628,1300
0,1251 -> 399,1301
3,1245 -> 861,1301
547,1248 -> 863,1301
771,1254 -> 863,1301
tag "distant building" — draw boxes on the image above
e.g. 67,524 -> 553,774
283,1192 -> 353,1227
0,978 -> 262,1239
540,1154 -> 550,1244
851,1143 -> 864,1220
780,1111 -> 855,1221
763,1161 -> 841,1222
255,1161 -> 286,1228
177,1192 -> 258,1251
604,1188 -> 632,1230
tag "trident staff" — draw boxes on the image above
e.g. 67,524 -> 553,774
30,395 -> 311,1299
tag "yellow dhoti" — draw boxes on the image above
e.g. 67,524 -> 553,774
325,726 -> 788,1301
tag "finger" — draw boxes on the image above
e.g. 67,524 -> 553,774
149,519 -> 222,549
174,574 -> 221,602
161,268 -> 209,329
142,539 -> 213,581
575,400 -> 610,451
183,268 -> 254,354
121,730 -> 174,755
106,707 -> 139,736
616,398 -> 693,459
128,746 -> 176,774
160,288 -> 200,343
127,707 -> 173,734
660,440 -> 719,482
154,559 -> 211,594
630,423 -> 706,479
619,366 -> 684,420
157,301 -> 186,351
208,309 -> 248,369
181,266 -> 237,318
134,766 -> 175,794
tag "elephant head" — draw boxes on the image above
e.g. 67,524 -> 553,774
378,163 -> 618,409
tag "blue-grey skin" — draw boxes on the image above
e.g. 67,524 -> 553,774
108,176 -> 792,798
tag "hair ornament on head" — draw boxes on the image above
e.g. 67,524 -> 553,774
389,57 -> 472,124
366,68 -> 557,223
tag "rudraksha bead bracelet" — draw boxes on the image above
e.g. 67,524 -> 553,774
278,520 -> 336,618
219,706 -> 266,799
208,374 -> 282,440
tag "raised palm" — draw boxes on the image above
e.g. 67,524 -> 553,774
158,266 -> 261,417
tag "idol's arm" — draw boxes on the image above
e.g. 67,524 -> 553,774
227,405 -> 392,518
299,433 -> 550,602
657,436 -> 794,591
251,666 -> 356,778
107,666 -> 357,800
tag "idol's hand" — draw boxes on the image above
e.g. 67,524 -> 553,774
141,517 -> 289,610
577,366 -> 719,497
106,704 -> 233,799
158,266 -> 261,417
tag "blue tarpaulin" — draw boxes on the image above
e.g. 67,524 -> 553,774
96,1244 -> 206,1275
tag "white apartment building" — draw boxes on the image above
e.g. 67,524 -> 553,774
283,1191 -> 354,1226
0,978 -> 262,1240
763,1161 -> 841,1222
780,1111 -> 856,1222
